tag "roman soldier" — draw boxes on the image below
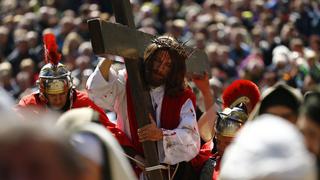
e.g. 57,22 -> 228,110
17,33 -> 133,149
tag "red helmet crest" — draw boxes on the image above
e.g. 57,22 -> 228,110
43,33 -> 61,66
222,80 -> 260,112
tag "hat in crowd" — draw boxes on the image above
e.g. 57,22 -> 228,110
0,62 -> 12,76
220,114 -> 317,180
173,19 -> 187,29
258,83 -> 302,115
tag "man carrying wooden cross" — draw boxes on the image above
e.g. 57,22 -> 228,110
86,35 -> 200,179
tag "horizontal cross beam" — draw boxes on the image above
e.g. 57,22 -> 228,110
88,19 -> 210,76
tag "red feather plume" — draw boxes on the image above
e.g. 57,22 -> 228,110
43,33 -> 61,65
222,80 -> 260,110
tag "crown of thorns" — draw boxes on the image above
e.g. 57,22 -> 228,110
150,36 -> 193,58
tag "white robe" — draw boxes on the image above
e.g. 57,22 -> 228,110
86,65 -> 200,165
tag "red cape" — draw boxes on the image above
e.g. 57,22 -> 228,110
17,90 -> 133,148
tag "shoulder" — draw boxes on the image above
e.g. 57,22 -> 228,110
164,87 -> 196,107
73,90 -> 92,103
72,90 -> 106,114
75,90 -> 88,98
168,87 -> 195,99
183,87 -> 196,97
19,93 -> 39,106
73,90 -> 98,107
181,87 -> 196,102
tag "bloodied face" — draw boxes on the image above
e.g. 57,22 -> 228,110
145,50 -> 172,87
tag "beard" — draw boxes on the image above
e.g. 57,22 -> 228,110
145,69 -> 166,87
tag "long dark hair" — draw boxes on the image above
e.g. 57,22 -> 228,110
143,36 -> 189,96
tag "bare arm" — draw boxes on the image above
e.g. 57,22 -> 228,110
192,73 -> 214,111
201,90 -> 214,111
197,104 -> 216,142
98,58 -> 113,81
192,73 -> 216,142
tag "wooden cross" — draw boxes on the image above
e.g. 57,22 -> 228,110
88,1 -> 209,180
88,21 -> 210,76
89,1 -> 165,179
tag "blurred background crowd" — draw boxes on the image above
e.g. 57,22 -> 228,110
0,0 -> 319,179
0,0 -> 320,103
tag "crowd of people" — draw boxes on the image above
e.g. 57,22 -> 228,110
0,0 -> 319,179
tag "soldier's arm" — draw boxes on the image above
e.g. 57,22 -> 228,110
198,105 -> 216,142
192,73 -> 216,142
191,73 -> 214,111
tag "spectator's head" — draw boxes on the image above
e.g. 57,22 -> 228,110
205,43 -> 219,66
207,23 -> 222,42
305,49 -> 317,68
0,121 -> 82,180
62,32 -> 83,57
16,71 -> 31,91
272,45 -> 291,69
59,16 -> 75,35
140,2 -> 159,18
78,42 -> 93,57
171,19 -> 186,39
280,23 -> 297,43
209,77 -> 222,100
56,108 -> 136,180
257,83 -> 302,123
79,3 -> 91,18
309,34 -> 320,52
0,26 -> 9,45
220,114 -> 317,180
13,29 -> 29,54
0,62 -> 12,84
75,55 -> 90,71
262,70 -> 278,88
290,38 -> 304,55
230,28 -> 246,47
20,58 -> 35,74
26,31 -> 39,49
194,32 -> 206,50
298,91 -> 320,158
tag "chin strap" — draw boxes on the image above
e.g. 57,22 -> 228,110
39,93 -> 48,104
68,89 -> 74,110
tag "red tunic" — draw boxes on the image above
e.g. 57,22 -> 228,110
126,82 -> 196,154
191,141 -> 214,173
17,89 -> 133,148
